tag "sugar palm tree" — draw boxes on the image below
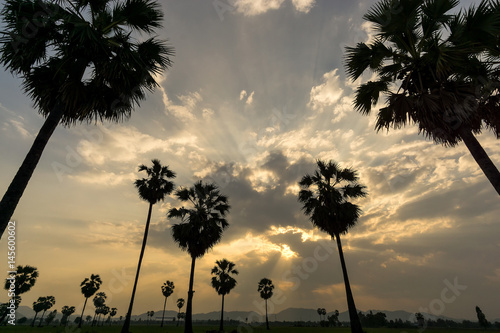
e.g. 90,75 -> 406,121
168,181 -> 231,333
92,292 -> 107,326
37,296 -> 55,327
258,278 -> 274,330
31,298 -> 45,327
298,160 -> 367,333
211,259 -> 239,332
1,265 -> 38,323
176,298 -> 185,327
344,0 -> 500,195
161,280 -> 175,327
61,306 -> 76,326
122,159 -> 175,333
0,0 -> 174,238
109,307 -> 118,326
78,274 -> 102,328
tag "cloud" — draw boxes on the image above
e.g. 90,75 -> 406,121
68,170 -> 136,187
308,69 -> 344,111
233,0 -> 315,15
291,0 -> 315,13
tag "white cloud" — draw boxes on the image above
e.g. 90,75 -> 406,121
240,90 -> 248,100
246,91 -> 255,105
291,0 -> 315,13
234,0 -> 285,16
308,69 -> 344,111
68,170 -> 136,186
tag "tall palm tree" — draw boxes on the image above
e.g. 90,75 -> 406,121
344,0 -> 500,195
298,160 -> 367,333
161,280 -> 175,327
257,278 -> 274,330
121,159 -> 176,333
168,181 -> 231,333
176,298 -> 185,327
78,274 -> 102,328
31,297 -> 46,327
211,259 -> 239,332
0,0 -> 174,238
1,265 -> 38,323
61,306 -> 76,326
38,296 -> 56,327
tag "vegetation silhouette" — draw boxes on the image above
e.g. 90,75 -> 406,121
109,307 -> 118,325
298,160 -> 367,333
211,258 -> 239,332
0,0 -> 174,239
169,181 -> 231,333
31,297 -> 45,327
317,308 -> 326,322
36,295 -> 55,327
44,309 -> 57,326
344,0 -> 500,195
176,298 -> 185,326
161,280 -> 175,327
257,277 -> 274,330
92,292 -> 107,326
61,305 -> 75,326
122,159 -> 176,333
78,274 -> 102,328
476,305 -> 490,329
1,265 -> 38,323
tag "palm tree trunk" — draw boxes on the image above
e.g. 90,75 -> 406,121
121,202 -> 154,333
78,297 -> 88,328
0,103 -> 64,239
335,234 -> 363,333
185,256 -> 196,333
38,309 -> 47,327
219,294 -> 225,332
265,299 -> 269,330
31,312 -> 38,327
458,127 -> 500,195
177,308 -> 181,326
161,297 -> 167,327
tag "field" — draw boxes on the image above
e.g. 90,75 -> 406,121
0,325 -> 497,333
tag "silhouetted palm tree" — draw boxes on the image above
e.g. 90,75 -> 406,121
176,298 -> 185,327
298,160 -> 367,333
61,306 -> 75,326
31,298 -> 45,327
37,296 -> 55,327
258,278 -> 274,330
109,307 -> 118,326
78,274 -> 102,328
345,0 -> 500,195
317,307 -> 326,322
1,265 -> 38,323
161,280 -> 175,327
122,159 -> 175,333
211,259 -> 239,332
92,292 -> 107,326
169,181 -> 230,333
0,0 -> 174,238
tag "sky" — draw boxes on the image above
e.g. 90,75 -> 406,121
1,0 -> 499,323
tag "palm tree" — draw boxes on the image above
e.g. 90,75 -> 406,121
344,0 -> 500,195
78,274 -> 102,328
258,278 -> 274,330
0,0 -> 174,239
1,265 -> 38,323
176,298 -> 185,327
298,160 -> 367,333
161,280 -> 175,327
92,292 -> 107,326
317,308 -> 326,322
211,259 -> 239,332
61,306 -> 76,326
168,181 -> 231,333
122,159 -> 176,333
37,296 -> 55,327
109,307 -> 118,326
31,298 -> 45,327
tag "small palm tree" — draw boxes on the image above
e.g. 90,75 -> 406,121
31,298 -> 45,327
61,306 -> 76,326
0,0 -> 174,238
38,296 -> 55,327
0,265 -> 38,323
211,259 -> 239,332
161,280 -> 175,327
109,307 -> 118,326
122,159 -> 176,333
176,298 -> 185,327
344,0 -> 500,195
258,278 -> 274,330
92,292 -> 107,326
168,181 -> 230,333
78,274 -> 102,328
298,160 -> 367,333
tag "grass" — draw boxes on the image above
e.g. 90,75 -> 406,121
0,325 -> 497,333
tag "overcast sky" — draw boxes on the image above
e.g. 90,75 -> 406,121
1,0 -> 498,323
